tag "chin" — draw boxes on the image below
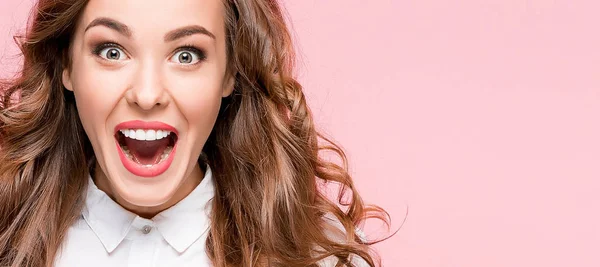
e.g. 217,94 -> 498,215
117,181 -> 178,207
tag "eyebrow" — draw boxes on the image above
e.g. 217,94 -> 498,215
164,25 -> 216,42
84,17 -> 216,42
85,17 -> 132,37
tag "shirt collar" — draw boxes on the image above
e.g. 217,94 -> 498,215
82,164 -> 215,254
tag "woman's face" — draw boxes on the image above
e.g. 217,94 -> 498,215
62,0 -> 233,209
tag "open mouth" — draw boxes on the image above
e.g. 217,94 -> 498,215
113,121 -> 180,178
116,129 -> 178,166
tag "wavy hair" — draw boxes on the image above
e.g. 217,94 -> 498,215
0,0 -> 391,266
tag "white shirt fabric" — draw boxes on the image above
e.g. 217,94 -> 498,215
54,164 -> 368,267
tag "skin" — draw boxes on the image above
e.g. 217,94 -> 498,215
62,0 -> 234,218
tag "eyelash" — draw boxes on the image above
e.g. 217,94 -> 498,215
91,42 -> 122,57
91,42 -> 207,64
175,45 -> 207,62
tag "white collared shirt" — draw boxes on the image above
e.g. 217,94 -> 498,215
54,165 -> 369,267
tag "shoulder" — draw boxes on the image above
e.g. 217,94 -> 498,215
321,212 -> 367,243
54,216 -> 109,267
317,212 -> 371,267
319,254 -> 370,267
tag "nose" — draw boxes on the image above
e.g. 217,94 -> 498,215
125,61 -> 169,110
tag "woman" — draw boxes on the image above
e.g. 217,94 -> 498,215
0,0 -> 390,266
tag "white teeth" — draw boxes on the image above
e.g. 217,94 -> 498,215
146,130 -> 156,141
119,129 -> 173,141
120,145 -> 173,165
135,129 -> 145,140
159,146 -> 173,161
122,146 -> 133,160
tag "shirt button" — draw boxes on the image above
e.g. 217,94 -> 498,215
141,225 -> 152,234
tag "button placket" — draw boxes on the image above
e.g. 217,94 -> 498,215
131,216 -> 155,237
141,225 -> 152,234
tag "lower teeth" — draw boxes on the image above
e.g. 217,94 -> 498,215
122,146 -> 173,165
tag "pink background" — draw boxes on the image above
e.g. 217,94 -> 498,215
2,0 -> 600,266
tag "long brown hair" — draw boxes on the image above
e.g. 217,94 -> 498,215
0,0 -> 391,266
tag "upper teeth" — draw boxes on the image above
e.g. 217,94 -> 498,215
119,129 -> 172,141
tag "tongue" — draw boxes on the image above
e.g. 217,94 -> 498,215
124,137 -> 170,165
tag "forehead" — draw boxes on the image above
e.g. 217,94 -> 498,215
78,0 -> 225,38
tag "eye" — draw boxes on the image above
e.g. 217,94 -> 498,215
94,43 -> 128,61
170,47 -> 206,65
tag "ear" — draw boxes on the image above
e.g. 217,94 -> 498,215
62,68 -> 73,92
221,72 -> 235,97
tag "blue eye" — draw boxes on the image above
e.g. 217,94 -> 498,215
170,47 -> 206,65
94,44 -> 128,61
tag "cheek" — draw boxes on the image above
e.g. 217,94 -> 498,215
70,64 -> 129,136
169,71 -> 223,134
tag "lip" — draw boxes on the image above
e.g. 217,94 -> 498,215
114,120 -> 178,178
